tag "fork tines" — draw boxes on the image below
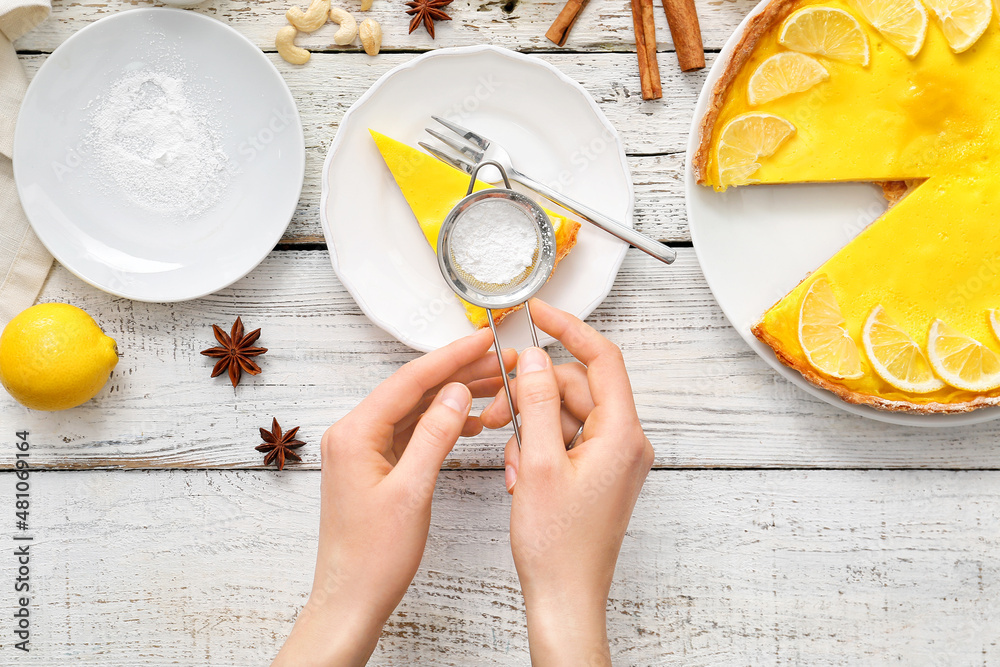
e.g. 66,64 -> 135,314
425,128 -> 484,162
431,115 -> 491,150
421,116 -> 496,173
418,141 -> 475,175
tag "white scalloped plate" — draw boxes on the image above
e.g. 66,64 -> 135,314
685,1 -> 1000,426
321,46 -> 632,352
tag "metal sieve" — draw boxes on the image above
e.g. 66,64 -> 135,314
437,160 -> 557,448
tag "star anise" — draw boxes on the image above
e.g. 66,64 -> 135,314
256,418 -> 306,470
405,0 -> 453,38
200,317 -> 267,388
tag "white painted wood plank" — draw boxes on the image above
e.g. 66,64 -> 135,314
20,53 -> 702,243
5,250 -> 1000,471
1,469 -> 997,664
14,0 -> 756,53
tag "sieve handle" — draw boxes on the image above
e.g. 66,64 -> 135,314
487,309 -> 521,450
507,168 -> 677,265
524,300 -> 540,349
467,159 -> 512,195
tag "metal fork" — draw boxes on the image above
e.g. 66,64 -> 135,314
420,116 -> 676,265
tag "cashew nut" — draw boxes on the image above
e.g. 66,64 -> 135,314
329,7 -> 358,45
286,0 -> 330,33
276,25 -> 310,65
360,0 -> 373,10
359,18 -> 381,56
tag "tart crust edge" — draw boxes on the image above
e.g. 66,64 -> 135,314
751,314 -> 1000,414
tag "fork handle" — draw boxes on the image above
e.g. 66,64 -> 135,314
508,168 -> 676,265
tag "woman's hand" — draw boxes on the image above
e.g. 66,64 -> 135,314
481,299 -> 654,666
273,328 -> 515,667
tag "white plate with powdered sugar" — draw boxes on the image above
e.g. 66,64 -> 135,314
322,46 -> 633,352
14,8 -> 304,302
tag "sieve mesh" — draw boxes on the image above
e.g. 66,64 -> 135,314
437,186 -> 556,312
449,236 -> 541,296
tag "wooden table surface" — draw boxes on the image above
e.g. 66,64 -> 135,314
4,0 -> 999,664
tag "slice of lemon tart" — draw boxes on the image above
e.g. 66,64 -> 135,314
694,0 -> 1000,412
371,130 -> 581,330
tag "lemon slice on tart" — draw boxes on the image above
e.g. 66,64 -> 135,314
779,7 -> 871,65
849,0 -> 928,57
927,320 -> 1000,392
862,306 -> 944,393
922,0 -> 992,52
990,309 -> 1000,343
798,276 -> 864,380
716,113 -> 795,187
748,53 -> 830,105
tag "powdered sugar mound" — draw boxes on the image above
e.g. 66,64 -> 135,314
87,69 -> 230,218
451,199 -> 539,285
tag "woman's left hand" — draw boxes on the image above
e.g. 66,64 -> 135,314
273,328 -> 515,667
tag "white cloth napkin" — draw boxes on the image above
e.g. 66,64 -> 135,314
0,0 -> 53,328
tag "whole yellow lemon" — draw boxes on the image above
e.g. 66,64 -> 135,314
0,303 -> 118,411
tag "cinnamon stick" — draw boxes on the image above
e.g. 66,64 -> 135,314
661,0 -> 705,71
630,0 -> 662,100
545,0 -> 590,46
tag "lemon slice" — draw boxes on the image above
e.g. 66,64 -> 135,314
990,309 -> 1000,343
779,7 -> 871,65
862,306 -> 944,393
850,0 -> 928,57
716,113 -> 796,186
798,276 -> 864,379
747,53 -> 830,106
922,0 -> 991,52
927,319 -> 1000,391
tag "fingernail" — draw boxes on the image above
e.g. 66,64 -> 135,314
518,347 -> 549,374
440,383 -> 471,415
505,464 -> 516,492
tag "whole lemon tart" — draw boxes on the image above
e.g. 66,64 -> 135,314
694,0 -> 1000,412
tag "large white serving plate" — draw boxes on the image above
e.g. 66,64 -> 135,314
14,8 -> 305,302
321,45 -> 632,352
685,1 -> 1000,426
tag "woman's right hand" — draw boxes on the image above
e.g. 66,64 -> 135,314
481,299 -> 654,666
